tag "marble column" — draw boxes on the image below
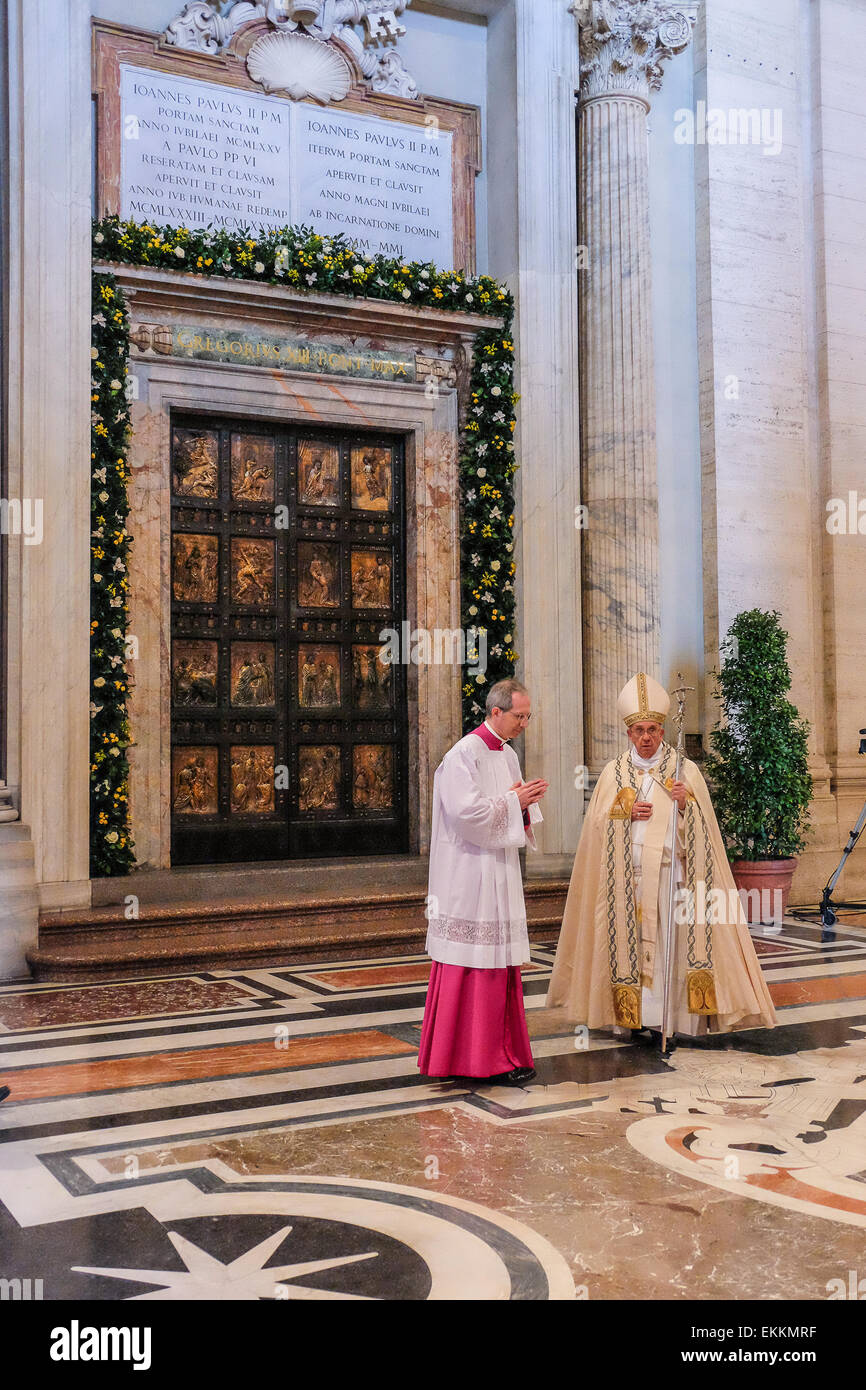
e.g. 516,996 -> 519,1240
487,0 -> 583,871
574,0 -> 693,774
3,0 -> 93,947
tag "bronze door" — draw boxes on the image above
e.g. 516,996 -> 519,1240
170,415 -> 409,865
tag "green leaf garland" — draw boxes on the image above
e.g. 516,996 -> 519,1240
90,272 -> 135,876
90,217 -> 518,871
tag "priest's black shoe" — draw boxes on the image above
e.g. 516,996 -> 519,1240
0,1086 -> 9,1104
492,1066 -> 536,1086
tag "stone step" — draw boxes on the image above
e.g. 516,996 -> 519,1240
89,855 -> 431,908
29,879 -> 569,982
0,822 -> 34,846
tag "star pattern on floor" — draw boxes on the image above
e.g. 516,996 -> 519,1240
73,1226 -> 379,1300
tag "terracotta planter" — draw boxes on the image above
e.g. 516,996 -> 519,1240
730,858 -> 798,925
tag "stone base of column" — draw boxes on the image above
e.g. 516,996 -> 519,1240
0,823 -> 38,981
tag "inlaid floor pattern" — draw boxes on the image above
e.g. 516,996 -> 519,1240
2,918 -> 866,1301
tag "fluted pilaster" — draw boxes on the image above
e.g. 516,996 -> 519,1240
574,0 -> 693,773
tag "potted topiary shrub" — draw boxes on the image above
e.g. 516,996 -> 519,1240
704,609 -> 812,924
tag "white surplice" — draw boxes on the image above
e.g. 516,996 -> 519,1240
425,728 -> 541,969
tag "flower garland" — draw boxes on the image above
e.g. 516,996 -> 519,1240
90,216 -> 518,869
459,316 -> 518,728
90,272 -> 135,876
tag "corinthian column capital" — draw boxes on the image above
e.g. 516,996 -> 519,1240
570,0 -> 694,105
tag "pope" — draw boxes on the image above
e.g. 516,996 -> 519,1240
547,672 -> 776,1039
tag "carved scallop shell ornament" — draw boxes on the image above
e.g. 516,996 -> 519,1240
246,30 -> 352,103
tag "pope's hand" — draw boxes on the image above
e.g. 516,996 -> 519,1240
631,800 -> 653,821
670,780 -> 688,811
511,779 -> 548,810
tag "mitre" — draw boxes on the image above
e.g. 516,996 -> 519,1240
616,672 -> 670,727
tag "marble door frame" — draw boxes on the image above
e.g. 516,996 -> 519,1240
126,351 -> 463,870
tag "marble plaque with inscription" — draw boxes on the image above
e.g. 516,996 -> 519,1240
120,65 -> 292,233
119,64 -> 454,262
296,107 -> 454,262
171,326 -> 414,381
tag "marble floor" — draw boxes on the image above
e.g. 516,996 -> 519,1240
1,917 -> 866,1301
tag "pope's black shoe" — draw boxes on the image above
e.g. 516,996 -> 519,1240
0,1086 -> 10,1104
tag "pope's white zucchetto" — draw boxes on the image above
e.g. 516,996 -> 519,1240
616,672 -> 670,727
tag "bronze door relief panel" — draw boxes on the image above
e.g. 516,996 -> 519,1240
170,418 -> 408,865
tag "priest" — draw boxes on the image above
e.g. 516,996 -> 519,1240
547,673 -> 776,1039
419,678 -> 548,1084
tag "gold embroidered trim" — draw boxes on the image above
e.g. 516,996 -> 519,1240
612,983 -> 642,1029
609,787 -> 637,820
687,968 -> 718,1015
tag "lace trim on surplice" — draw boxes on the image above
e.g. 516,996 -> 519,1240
427,913 -> 527,946
488,793 -> 512,841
